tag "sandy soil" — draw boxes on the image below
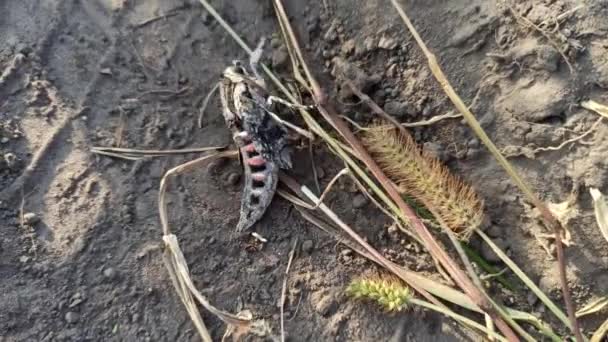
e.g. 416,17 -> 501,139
1,0 -> 608,341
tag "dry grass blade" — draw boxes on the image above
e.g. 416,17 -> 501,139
576,296 -> 608,318
344,80 -> 462,130
399,112 -> 462,127
389,1 -> 582,339
280,175 -> 559,340
341,113 -> 461,132
91,146 -> 226,160
476,230 -> 571,328
582,100 -> 608,118
590,188 -> 608,244
591,319 -> 608,342
281,240 -> 298,342
198,82 -> 220,128
162,239 -> 212,342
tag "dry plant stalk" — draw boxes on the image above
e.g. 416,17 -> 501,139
363,125 -> 484,240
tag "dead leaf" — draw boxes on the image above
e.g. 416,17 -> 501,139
576,296 -> 608,318
590,188 -> 608,244
582,100 -> 608,118
591,318 -> 608,342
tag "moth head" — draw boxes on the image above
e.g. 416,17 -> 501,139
222,60 -> 247,80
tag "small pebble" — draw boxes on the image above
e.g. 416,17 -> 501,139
341,39 -> 356,56
527,291 -> 538,306
352,194 -> 368,209
306,17 -> 319,33
315,166 -> 325,179
378,36 -> 398,50
23,212 -> 39,225
224,172 -> 241,186
383,100 -> 406,117
479,239 -> 502,263
65,311 -> 79,324
314,293 -> 336,316
538,275 -> 557,294
302,240 -> 314,254
467,139 -> 480,148
362,36 -> 376,52
485,225 -> 503,238
1,137 -> 9,144
271,47 -> 289,69
206,158 -> 225,175
323,20 -> 339,42
466,148 -> 479,159
103,267 -> 116,279
4,153 -> 18,169
387,225 -> 398,235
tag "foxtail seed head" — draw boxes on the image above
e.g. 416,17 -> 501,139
347,277 -> 411,312
362,125 -> 484,240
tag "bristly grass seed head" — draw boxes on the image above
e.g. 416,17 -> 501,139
347,277 -> 411,312
362,124 -> 484,240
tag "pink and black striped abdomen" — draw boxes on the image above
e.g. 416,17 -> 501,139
234,130 -> 279,231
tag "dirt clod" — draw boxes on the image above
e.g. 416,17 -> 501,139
352,194 -> 368,209
103,267 -> 116,279
22,212 -> 39,225
378,36 -> 398,50
223,172 -> 241,186
312,290 -> 338,316
302,240 -> 314,254
341,39 -> 356,56
64,311 -> 79,324
271,47 -> 289,69
3,153 -> 18,170
480,238 -> 505,263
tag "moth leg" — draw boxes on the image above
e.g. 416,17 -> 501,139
264,109 -> 314,140
219,81 -> 238,129
198,82 -> 220,128
266,95 -> 315,111
249,38 -> 267,87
